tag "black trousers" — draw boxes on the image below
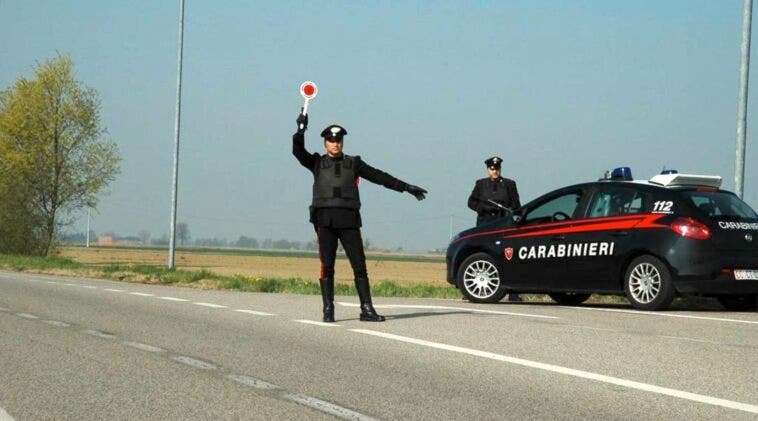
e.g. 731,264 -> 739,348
315,226 -> 368,281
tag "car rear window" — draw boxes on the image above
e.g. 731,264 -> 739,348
681,191 -> 758,221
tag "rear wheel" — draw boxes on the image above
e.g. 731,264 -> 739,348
457,253 -> 508,303
624,255 -> 675,310
548,292 -> 591,306
717,295 -> 757,311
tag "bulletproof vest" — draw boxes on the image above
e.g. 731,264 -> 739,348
312,155 -> 361,209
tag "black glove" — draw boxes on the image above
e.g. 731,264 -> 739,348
296,109 -> 308,133
406,184 -> 427,201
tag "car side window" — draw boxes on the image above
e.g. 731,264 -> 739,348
588,187 -> 644,218
524,192 -> 583,225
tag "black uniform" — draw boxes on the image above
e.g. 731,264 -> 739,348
293,132 -> 407,278
292,121 -> 426,322
468,176 -> 520,226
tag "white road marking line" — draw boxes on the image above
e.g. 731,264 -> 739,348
46,281 -> 56,284
281,392 -> 378,421
562,306 -> 758,325
351,329 -> 758,415
226,374 -> 280,390
77,285 -> 97,289
0,307 -> 9,312
104,288 -> 124,292
172,356 -> 217,370
16,313 -> 38,320
123,341 -> 166,353
0,405 -> 14,421
64,283 -> 76,286
157,296 -> 189,302
82,329 -> 116,339
129,292 -> 154,297
193,302 -> 227,309
293,319 -> 341,327
337,301 -> 558,319
42,320 -> 70,328
235,309 -> 274,316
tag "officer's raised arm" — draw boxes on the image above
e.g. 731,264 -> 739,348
357,159 -> 427,200
292,109 -> 318,170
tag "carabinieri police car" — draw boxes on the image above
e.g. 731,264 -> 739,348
446,168 -> 758,310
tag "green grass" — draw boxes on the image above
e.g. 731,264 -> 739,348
0,254 -> 85,271
0,253 -> 457,298
0,253 -> 634,304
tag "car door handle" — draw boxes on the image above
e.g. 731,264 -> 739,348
611,231 -> 629,237
551,235 -> 566,241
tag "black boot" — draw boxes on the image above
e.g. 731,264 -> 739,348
319,278 -> 335,322
355,277 -> 385,322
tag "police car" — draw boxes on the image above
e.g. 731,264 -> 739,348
446,168 -> 758,310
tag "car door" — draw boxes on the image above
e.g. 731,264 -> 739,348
559,185 -> 648,292
500,188 -> 587,290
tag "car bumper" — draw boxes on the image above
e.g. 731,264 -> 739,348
674,274 -> 758,295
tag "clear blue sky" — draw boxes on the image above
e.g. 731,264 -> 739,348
1,1 -> 756,251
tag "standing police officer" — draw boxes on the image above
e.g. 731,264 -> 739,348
468,156 -> 520,226
468,156 -> 522,301
292,111 -> 427,322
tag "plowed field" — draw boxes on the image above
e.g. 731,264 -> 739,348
60,247 -> 448,287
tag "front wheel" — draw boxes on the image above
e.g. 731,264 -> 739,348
457,252 -> 508,303
548,292 -> 591,306
717,295 -> 757,311
623,255 -> 675,310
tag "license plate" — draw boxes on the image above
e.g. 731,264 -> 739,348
734,270 -> 758,280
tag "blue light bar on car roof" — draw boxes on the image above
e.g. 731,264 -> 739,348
610,167 -> 633,181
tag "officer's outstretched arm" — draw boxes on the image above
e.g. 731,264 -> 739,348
358,159 -> 426,200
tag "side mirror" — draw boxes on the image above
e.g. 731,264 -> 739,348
512,209 -> 524,223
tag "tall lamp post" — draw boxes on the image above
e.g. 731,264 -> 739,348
168,0 -> 185,269
736,0 -> 753,199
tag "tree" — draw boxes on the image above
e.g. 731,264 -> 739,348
0,55 -> 120,255
235,235 -> 258,249
137,230 -> 151,245
176,222 -> 190,245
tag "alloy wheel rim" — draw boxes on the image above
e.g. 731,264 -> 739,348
463,260 -> 500,299
629,262 -> 661,304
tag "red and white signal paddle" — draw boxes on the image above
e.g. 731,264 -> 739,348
300,80 -> 318,113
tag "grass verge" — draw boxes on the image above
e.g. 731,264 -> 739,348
0,254 -> 460,299
0,254 -> 655,305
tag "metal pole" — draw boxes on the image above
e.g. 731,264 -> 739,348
736,0 -> 753,199
86,208 -> 90,248
449,214 -> 453,240
168,0 -> 185,269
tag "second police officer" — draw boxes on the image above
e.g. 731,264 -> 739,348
292,111 -> 428,322
467,156 -> 522,301
468,156 -> 521,226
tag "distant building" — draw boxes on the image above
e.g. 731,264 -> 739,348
98,235 -> 114,245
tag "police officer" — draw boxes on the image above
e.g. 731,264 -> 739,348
468,156 -> 522,302
292,111 -> 427,322
468,156 -> 520,226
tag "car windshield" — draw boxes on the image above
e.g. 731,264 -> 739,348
681,191 -> 758,221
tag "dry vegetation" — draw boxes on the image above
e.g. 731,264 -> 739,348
60,246 -> 448,287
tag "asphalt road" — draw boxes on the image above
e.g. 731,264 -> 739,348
1,270 -> 757,420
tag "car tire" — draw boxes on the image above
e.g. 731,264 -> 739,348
457,252 -> 508,303
548,292 -> 591,306
716,295 -> 757,311
623,255 -> 675,310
